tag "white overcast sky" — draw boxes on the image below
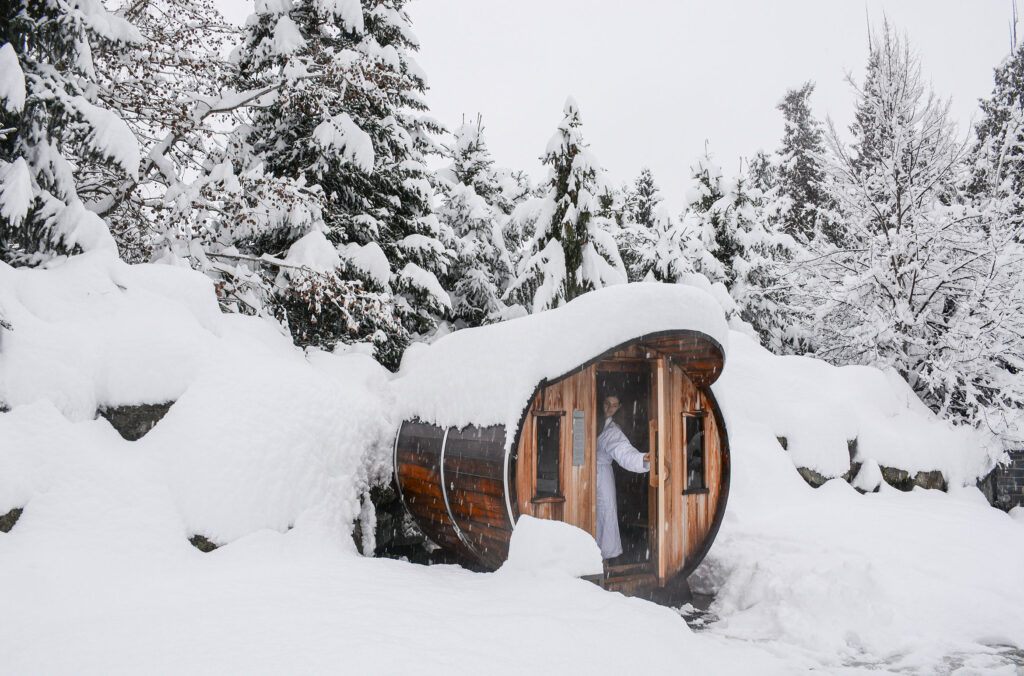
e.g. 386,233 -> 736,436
218,1 -> 1015,211
406,0 -> 1012,211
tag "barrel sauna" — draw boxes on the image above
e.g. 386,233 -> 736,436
395,322 -> 731,595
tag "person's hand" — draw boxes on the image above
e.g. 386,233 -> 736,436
643,453 -> 650,463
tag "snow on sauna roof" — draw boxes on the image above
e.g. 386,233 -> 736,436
394,282 -> 729,435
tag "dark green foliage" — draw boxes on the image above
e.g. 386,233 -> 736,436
775,82 -> 840,245
970,40 -> 1024,229
688,152 -> 739,286
627,167 -> 662,229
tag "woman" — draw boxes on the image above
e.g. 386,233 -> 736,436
596,394 -> 650,560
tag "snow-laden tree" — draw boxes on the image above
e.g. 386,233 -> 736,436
684,148 -> 735,285
82,0 -> 235,262
624,206 -> 717,284
626,167 -> 662,230
177,0 -> 452,366
617,167 -> 662,281
507,98 -> 626,312
969,40 -> 1024,231
436,116 -> 515,326
810,25 -> 1024,427
726,162 -> 802,351
0,0 -> 141,265
774,82 -> 842,246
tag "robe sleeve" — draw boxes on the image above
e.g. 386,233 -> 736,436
606,426 -> 649,473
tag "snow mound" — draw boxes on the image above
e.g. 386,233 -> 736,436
0,250 -> 223,419
714,332 -> 994,485
502,515 -> 603,578
0,252 -> 395,548
394,282 -> 729,437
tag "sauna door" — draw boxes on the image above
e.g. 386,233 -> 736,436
596,364 -> 655,568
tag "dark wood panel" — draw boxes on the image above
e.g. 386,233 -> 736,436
448,500 -> 510,529
447,473 -> 505,498
445,455 -> 505,481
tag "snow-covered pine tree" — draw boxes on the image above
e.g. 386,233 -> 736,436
970,40 -> 1024,232
684,147 -> 735,285
726,160 -> 801,351
813,24 -> 1024,427
211,0 -> 452,366
437,116 -> 515,326
617,167 -> 662,281
626,167 -> 662,230
507,97 -> 625,312
774,82 -> 842,246
626,206 -> 699,284
0,0 -> 141,265
335,0 -> 453,338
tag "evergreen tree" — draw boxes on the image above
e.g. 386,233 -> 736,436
0,0 -> 141,265
970,40 -> 1024,233
727,161 -> 802,351
685,147 -> 735,285
508,97 -> 625,312
206,0 -> 452,365
626,167 -> 662,230
437,116 -> 515,326
775,82 -> 841,245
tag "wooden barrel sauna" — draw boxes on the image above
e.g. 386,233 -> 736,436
395,328 -> 730,592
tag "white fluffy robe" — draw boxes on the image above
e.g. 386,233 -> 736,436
596,418 -> 650,559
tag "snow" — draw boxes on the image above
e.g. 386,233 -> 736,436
271,15 -> 306,55
395,282 -> 729,437
502,515 -> 603,578
314,0 -> 364,33
397,262 -> 452,311
715,332 -> 995,485
312,112 -> 374,172
0,43 -> 25,112
283,230 -> 340,273
0,158 -> 32,225
341,241 -> 391,288
42,198 -> 118,255
0,250 -> 221,418
2,252 -> 1023,674
71,96 -> 141,179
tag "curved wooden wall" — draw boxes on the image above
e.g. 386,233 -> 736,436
395,421 -> 514,569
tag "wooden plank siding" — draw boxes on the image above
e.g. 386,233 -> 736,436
515,365 -> 597,536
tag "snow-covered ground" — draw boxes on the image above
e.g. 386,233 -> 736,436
1,253 -> 1022,674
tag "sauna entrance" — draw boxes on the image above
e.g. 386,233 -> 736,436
597,364 -> 655,568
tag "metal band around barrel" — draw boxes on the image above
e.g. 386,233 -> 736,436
502,444 -> 515,529
439,427 -> 482,560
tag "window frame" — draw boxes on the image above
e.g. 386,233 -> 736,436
532,411 -> 565,502
681,410 -> 709,495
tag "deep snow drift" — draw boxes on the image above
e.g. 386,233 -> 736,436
1,253 -> 1021,674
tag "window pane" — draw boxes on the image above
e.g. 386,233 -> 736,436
685,415 -> 706,490
536,415 -> 560,496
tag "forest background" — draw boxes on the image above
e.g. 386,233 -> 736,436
2,0 -> 1023,452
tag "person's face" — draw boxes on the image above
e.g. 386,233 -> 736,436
603,396 -> 621,419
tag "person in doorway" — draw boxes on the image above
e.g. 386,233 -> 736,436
596,394 -> 650,560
